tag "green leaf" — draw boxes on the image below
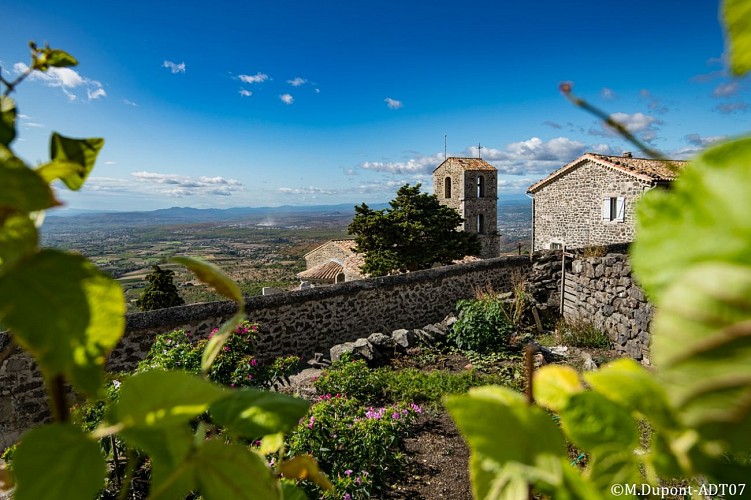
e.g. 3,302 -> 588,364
281,481 -> 309,500
43,48 -> 78,68
210,389 -> 310,439
113,370 -> 227,429
650,262 -> 751,454
559,392 -> 639,452
0,213 -> 37,271
724,0 -> 751,76
0,162 -> 60,214
13,424 -> 105,500
583,358 -> 677,430
195,441 -> 280,500
171,255 -> 244,305
121,425 -> 197,500
278,455 -> 333,491
632,137 -> 751,301
41,133 -> 104,190
0,249 -> 124,394
586,446 -> 644,495
445,386 -> 566,499
0,96 -> 16,146
201,311 -> 244,373
533,365 -> 584,412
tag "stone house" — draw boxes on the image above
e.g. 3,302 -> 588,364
297,239 -> 364,284
433,157 -> 500,258
527,152 -> 683,251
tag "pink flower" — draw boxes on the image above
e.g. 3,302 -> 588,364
307,416 -> 315,429
344,469 -> 353,476
250,359 -> 258,367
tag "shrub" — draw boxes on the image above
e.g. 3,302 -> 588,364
313,358 -> 385,403
449,294 -> 516,352
287,395 -> 421,498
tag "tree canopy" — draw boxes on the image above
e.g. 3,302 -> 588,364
135,265 -> 185,311
347,184 -> 481,277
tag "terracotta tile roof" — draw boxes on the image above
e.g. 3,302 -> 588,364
433,157 -> 496,173
343,253 -> 366,279
527,153 -> 685,193
303,239 -> 356,258
297,260 -> 344,281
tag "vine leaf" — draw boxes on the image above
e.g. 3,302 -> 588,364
533,365 -> 584,412
0,213 -> 37,271
36,133 -> 104,190
632,137 -> 751,302
278,455 -> 333,491
724,0 -> 751,76
170,256 -> 244,304
12,424 -> 105,500
0,161 -> 60,214
0,96 -> 16,146
0,250 -> 124,394
195,441 -> 280,499
210,389 -> 310,439
650,262 -> 751,454
112,370 -> 227,429
445,386 -> 566,499
560,392 -> 639,452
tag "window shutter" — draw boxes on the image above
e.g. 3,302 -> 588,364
602,198 -> 611,220
616,197 -> 625,222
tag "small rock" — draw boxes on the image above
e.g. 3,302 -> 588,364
392,329 -> 416,349
581,352 -> 598,371
463,363 -> 474,371
330,342 -> 356,362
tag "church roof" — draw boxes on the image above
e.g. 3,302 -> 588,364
527,153 -> 684,193
297,260 -> 344,281
433,157 -> 496,173
303,239 -> 356,259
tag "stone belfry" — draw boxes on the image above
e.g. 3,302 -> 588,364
433,157 -> 500,258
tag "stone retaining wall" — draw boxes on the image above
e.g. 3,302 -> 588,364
1,255 -> 530,449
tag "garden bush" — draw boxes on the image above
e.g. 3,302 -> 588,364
448,294 -> 516,352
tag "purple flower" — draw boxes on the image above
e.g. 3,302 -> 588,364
307,416 -> 315,429
410,403 -> 423,414
392,412 -> 400,419
344,469 -> 353,476
343,494 -> 351,500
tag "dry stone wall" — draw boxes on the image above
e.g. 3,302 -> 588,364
562,250 -> 652,362
0,256 -> 530,449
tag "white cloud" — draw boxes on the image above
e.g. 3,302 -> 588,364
384,97 -> 403,109
87,87 -> 106,100
239,89 -> 252,97
123,99 -> 138,106
714,102 -> 749,114
14,62 -> 105,101
131,171 -> 243,197
280,93 -> 294,105
104,161 -> 117,165
589,112 -> 662,143
239,72 -> 269,84
314,88 -> 321,94
713,81 -> 739,97
638,90 -> 669,114
287,77 -> 307,87
361,153 -> 445,175
601,88 -> 616,100
24,122 -> 44,128
163,60 -> 186,74
279,186 -> 337,195
684,133 -> 726,147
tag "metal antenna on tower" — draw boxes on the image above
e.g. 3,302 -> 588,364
478,142 -> 483,159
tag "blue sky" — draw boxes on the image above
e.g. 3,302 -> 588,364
1,0 -> 748,211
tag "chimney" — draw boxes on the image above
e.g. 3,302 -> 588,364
622,151 -> 632,158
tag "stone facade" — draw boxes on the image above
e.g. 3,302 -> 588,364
562,251 -> 652,361
0,255 -> 530,449
528,154 -> 681,251
433,157 -> 500,258
301,239 -> 363,282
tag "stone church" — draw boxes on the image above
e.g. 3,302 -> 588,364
432,157 -> 500,259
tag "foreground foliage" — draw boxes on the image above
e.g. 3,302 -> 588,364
0,44 -> 322,499
348,183 -> 481,276
446,4 -> 751,498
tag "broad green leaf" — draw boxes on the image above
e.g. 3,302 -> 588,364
724,0 -> 751,76
533,365 -> 584,412
171,255 -> 244,304
210,389 -> 310,438
445,386 -> 566,499
278,455 -> 333,491
44,133 -> 104,190
560,392 -> 639,452
0,96 -> 16,146
0,213 -> 37,271
587,446 -> 644,496
651,262 -> 751,453
281,481 -> 309,500
201,311 -> 244,373
113,370 -> 227,428
584,358 -> 676,430
632,137 -> 751,301
195,440 -> 280,500
122,426 -> 197,500
43,48 -> 78,68
0,162 -> 60,213
0,250 -> 124,394
259,432 -> 285,455
13,424 -> 105,500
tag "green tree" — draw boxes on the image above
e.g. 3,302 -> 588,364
348,184 -> 481,277
136,265 -> 185,311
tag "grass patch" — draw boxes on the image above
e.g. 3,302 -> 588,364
555,318 -> 611,349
